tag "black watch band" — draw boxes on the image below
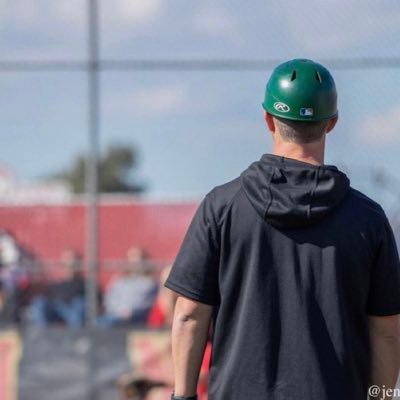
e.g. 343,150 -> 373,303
171,393 -> 197,400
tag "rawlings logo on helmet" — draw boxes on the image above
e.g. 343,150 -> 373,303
274,102 -> 290,113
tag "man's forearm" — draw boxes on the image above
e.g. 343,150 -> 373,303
171,298 -> 212,397
369,334 -> 400,398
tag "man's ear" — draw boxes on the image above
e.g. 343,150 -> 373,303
264,112 -> 276,132
326,114 -> 338,134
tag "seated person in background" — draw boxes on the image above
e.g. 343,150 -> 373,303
0,280 -> 18,327
30,249 -> 85,328
98,247 -> 158,328
0,231 -> 34,322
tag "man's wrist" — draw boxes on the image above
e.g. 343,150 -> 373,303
171,393 -> 197,400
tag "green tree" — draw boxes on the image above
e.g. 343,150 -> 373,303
54,144 -> 145,194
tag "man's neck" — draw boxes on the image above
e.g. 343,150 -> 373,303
271,139 -> 325,166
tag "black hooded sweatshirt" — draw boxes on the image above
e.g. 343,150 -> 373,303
165,154 -> 400,400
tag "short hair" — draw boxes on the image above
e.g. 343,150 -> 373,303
273,116 -> 330,144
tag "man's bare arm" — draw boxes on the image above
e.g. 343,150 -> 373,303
171,296 -> 213,397
368,314 -> 400,398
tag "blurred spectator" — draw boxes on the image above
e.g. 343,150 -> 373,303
116,374 -> 166,400
30,249 -> 85,328
0,230 -> 36,323
0,280 -> 18,327
98,247 -> 157,328
0,230 -> 31,293
0,230 -> 20,268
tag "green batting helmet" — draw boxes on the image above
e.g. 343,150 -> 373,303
262,59 -> 337,121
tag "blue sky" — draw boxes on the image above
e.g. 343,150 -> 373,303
0,0 -> 399,214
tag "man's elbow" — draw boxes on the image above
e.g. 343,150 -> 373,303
174,310 -> 198,330
172,296 -> 213,330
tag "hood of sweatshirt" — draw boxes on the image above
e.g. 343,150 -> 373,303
240,154 -> 350,229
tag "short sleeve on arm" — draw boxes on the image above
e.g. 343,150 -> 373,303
165,194 -> 220,305
366,216 -> 400,316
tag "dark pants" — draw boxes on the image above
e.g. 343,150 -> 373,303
31,296 -> 85,328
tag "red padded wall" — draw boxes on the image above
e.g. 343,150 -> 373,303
0,201 -> 198,263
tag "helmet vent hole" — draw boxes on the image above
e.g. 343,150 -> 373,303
315,71 -> 322,83
290,70 -> 297,81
